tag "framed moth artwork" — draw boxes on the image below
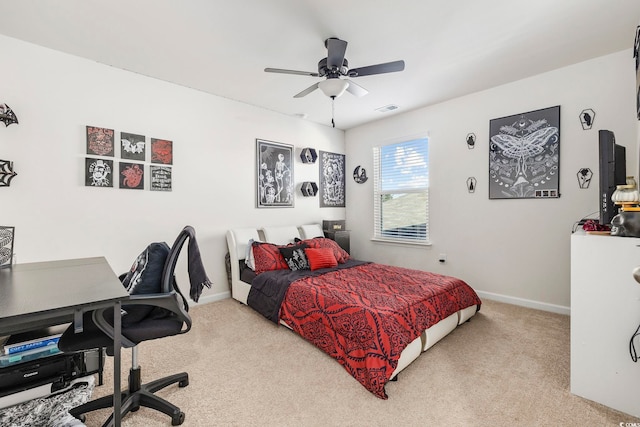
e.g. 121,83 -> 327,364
256,139 -> 294,208
489,105 -> 560,199
319,151 -> 345,207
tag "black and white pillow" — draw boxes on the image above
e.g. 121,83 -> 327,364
120,242 -> 170,325
278,243 -> 309,271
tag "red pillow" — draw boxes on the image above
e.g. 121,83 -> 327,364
301,237 -> 349,263
252,242 -> 289,274
305,247 -> 338,270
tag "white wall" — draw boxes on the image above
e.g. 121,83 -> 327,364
3,32 -> 636,313
345,50 -> 638,313
0,34 -> 345,303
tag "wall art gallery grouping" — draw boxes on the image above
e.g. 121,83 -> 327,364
85,126 -> 173,191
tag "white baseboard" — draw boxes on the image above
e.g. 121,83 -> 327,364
475,290 -> 570,316
188,290 -> 230,307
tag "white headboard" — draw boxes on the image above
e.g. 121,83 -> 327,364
261,226 -> 301,245
299,224 -> 324,239
226,227 -> 260,261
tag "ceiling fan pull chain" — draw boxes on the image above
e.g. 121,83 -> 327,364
331,96 -> 336,128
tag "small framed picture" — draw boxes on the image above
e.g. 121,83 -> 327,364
119,162 -> 145,190
86,126 -> 115,157
85,158 -> 114,187
151,166 -> 172,191
0,226 -> 15,268
120,132 -> 146,161
151,138 -> 173,165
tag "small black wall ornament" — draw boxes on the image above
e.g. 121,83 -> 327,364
577,168 -> 593,189
353,165 -> 368,183
466,133 -> 476,149
467,177 -> 477,193
579,109 -> 595,130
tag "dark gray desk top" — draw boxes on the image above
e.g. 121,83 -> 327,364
0,257 -> 128,335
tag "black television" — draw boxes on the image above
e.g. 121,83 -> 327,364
599,129 -> 626,226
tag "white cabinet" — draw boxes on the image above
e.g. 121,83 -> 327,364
570,231 -> 640,418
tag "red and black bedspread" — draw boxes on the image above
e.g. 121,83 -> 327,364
248,260 -> 481,399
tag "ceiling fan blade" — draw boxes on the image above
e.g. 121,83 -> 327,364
345,80 -> 368,97
265,67 -> 319,77
348,60 -> 405,77
294,82 -> 319,98
326,38 -> 347,70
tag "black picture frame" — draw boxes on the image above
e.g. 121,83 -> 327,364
151,138 -> 173,165
256,139 -> 294,208
120,132 -> 146,162
489,105 -> 560,199
319,151 -> 345,207
0,226 -> 15,268
150,166 -> 172,191
85,158 -> 114,187
86,126 -> 114,157
119,162 -> 145,190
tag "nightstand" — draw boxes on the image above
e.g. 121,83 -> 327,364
324,230 -> 350,254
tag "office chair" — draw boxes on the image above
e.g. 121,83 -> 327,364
58,226 -> 207,426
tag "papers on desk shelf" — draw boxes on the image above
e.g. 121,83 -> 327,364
0,343 -> 62,367
0,324 -> 68,362
1,335 -> 61,355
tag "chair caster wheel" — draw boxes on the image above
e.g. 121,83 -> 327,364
179,379 -> 189,387
171,412 -> 185,425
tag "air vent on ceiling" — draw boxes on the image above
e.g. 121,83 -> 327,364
375,104 -> 399,113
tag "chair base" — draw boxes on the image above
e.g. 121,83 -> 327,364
70,368 -> 189,427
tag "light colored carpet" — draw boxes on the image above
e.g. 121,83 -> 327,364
81,298 -> 640,427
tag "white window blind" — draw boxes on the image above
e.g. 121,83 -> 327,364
373,137 -> 429,244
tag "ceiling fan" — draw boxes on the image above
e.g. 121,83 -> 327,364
265,37 -> 405,101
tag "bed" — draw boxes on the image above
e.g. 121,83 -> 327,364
226,224 -> 481,399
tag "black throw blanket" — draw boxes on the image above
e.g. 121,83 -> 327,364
183,227 -> 212,303
248,259 -> 368,323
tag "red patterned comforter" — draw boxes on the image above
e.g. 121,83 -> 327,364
278,263 -> 481,399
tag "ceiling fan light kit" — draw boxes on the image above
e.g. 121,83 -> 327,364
318,79 -> 349,98
265,37 -> 405,126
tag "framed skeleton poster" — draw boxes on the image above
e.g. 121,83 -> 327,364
489,105 -> 560,199
256,139 -> 294,208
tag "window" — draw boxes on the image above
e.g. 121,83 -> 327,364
373,137 -> 429,244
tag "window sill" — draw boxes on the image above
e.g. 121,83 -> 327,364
370,237 -> 432,247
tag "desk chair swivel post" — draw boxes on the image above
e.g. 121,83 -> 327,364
58,226 -> 207,426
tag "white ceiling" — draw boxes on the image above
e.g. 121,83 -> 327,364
0,0 -> 639,130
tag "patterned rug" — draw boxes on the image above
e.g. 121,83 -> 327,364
0,376 -> 94,427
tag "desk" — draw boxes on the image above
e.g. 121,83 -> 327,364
0,257 -> 128,426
